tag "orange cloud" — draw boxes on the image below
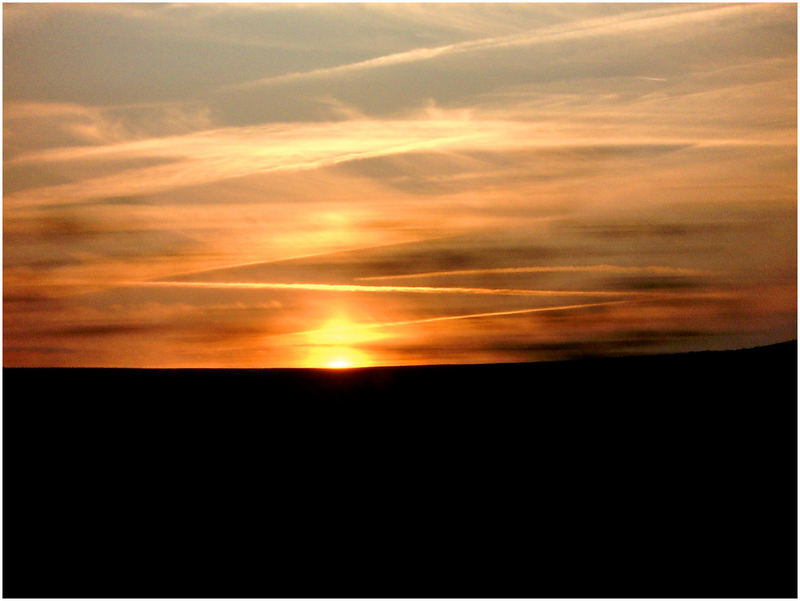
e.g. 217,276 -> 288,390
358,264 -> 712,282
133,280 -> 733,300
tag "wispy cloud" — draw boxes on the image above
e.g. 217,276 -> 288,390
358,264 -> 712,282
281,300 -> 635,338
220,4 -> 770,92
8,114 -> 791,209
5,117 -> 524,207
132,280 -> 731,300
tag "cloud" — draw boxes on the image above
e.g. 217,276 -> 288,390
221,4 -> 769,92
358,264 -> 712,282
208,3 -> 794,128
8,114 -> 792,210
281,300 -> 634,339
132,279 -> 731,301
5,116 -> 527,207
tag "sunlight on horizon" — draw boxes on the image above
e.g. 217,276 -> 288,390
324,358 -> 355,369
306,345 -> 374,369
302,315 -> 382,369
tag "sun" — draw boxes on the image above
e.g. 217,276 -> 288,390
303,314 -> 383,369
325,358 -> 353,369
308,346 -> 370,369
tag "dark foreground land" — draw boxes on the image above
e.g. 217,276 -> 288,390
4,342 -> 798,598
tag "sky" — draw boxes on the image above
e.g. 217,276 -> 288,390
3,2 -> 797,368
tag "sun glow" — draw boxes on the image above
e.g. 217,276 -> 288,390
325,358 -> 354,369
303,314 -> 383,368
307,345 -> 373,369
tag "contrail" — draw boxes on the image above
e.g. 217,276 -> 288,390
133,279 -> 732,300
133,280 -> 656,297
358,264 -> 710,282
219,4 -> 757,92
151,234 -> 454,282
293,300 -> 634,337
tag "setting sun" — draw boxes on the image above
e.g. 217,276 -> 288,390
301,315 -> 382,368
307,346 -> 372,369
325,358 -> 353,369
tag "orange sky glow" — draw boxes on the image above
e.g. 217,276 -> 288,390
4,3 -> 796,368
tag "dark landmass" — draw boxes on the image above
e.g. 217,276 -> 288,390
4,342 -> 797,598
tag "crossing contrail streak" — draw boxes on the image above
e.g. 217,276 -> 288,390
133,280 -> 733,301
357,264 -> 710,281
134,280 -> 661,297
285,300 -> 634,339
220,4 -> 752,92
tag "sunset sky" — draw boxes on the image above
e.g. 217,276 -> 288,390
3,2 -> 797,368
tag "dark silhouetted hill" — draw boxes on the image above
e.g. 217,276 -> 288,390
4,341 -> 797,598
